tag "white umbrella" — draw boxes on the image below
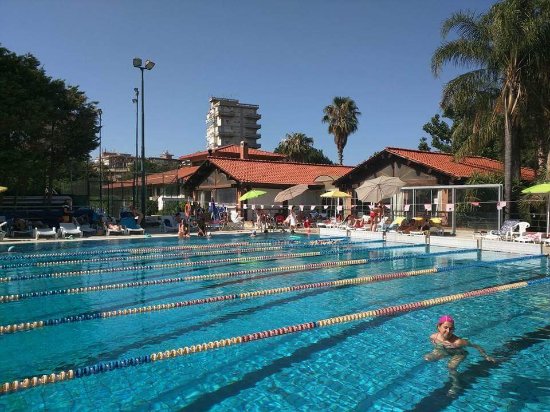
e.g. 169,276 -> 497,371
274,184 -> 309,203
356,176 -> 406,203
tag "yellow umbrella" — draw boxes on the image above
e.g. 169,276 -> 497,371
320,190 -> 351,218
320,189 -> 351,198
0,186 -> 7,193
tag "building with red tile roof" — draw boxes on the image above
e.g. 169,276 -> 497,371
335,147 -> 535,188
184,156 -> 353,214
179,144 -> 285,164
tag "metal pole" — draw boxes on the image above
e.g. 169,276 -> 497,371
452,188 -> 456,235
133,89 -> 139,206
98,109 -> 103,213
140,68 -> 146,217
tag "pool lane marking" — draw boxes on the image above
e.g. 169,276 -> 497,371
0,237 -> 354,261
0,247 -> 468,303
0,239 -> 363,269
0,254 -> 541,335
0,243 -> 411,283
1,275 -> 548,396
0,267 -> 438,334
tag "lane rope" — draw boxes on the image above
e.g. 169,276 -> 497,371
0,243 -> 416,283
0,238 -> 352,261
0,239 -> 363,269
0,255 -> 540,335
0,248 -> 476,303
2,275 -> 547,395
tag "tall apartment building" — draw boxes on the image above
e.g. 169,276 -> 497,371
206,97 -> 261,149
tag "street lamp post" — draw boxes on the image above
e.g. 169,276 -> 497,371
133,57 -> 155,217
97,109 -> 103,213
132,88 -> 139,206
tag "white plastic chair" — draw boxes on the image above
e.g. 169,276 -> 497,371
509,222 -> 530,239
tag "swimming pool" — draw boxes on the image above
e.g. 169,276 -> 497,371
0,234 -> 548,411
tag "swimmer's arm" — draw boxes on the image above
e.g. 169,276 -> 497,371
465,340 -> 495,362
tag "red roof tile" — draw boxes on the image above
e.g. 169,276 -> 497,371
179,145 -> 285,162
385,147 -> 535,181
111,166 -> 199,188
207,157 -> 353,185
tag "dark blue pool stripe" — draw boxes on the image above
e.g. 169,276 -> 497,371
0,238 -> 376,269
0,243 -> 419,282
0,244 -> 427,302
2,254 -> 537,333
0,237 -> 353,262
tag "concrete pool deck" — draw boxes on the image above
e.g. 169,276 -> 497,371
1,225 -> 548,256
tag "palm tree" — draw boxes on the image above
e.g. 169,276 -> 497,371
275,133 -> 314,160
432,0 -> 550,211
322,97 -> 361,165
274,132 -> 333,164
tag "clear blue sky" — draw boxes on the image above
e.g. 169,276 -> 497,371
2,0 -> 496,166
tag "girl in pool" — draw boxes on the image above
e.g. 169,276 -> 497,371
425,315 -> 495,397
424,315 -> 495,369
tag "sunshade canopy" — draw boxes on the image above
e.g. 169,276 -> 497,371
355,176 -> 406,203
274,184 -> 309,203
238,189 -> 267,201
320,189 -> 351,198
522,182 -> 550,236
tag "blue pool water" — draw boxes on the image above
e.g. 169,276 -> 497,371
0,234 -> 549,411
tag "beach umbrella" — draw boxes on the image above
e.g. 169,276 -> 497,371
274,184 -> 309,203
521,182 -> 550,236
320,190 -> 351,218
355,176 -> 406,203
238,189 -> 267,201
320,189 -> 351,199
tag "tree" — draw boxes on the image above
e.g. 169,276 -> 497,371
0,46 -> 99,195
274,132 -> 333,164
418,114 -> 453,152
322,97 -> 361,165
432,0 -> 550,212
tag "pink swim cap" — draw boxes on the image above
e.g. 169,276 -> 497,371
438,315 -> 454,324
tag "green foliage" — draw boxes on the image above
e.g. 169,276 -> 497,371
420,114 -> 453,152
274,132 -> 333,164
417,137 -> 430,151
146,199 -> 158,216
0,45 -> 99,195
322,97 -> 361,165
432,0 -> 550,208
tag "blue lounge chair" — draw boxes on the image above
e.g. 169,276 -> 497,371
120,216 -> 145,235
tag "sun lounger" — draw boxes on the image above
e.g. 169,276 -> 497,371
160,215 -> 179,233
0,220 -> 7,241
105,224 -> 124,236
58,222 -> 83,238
10,219 -> 33,238
482,219 -> 520,241
120,217 -> 145,235
80,224 -> 97,236
513,232 -> 541,243
34,225 -> 58,240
